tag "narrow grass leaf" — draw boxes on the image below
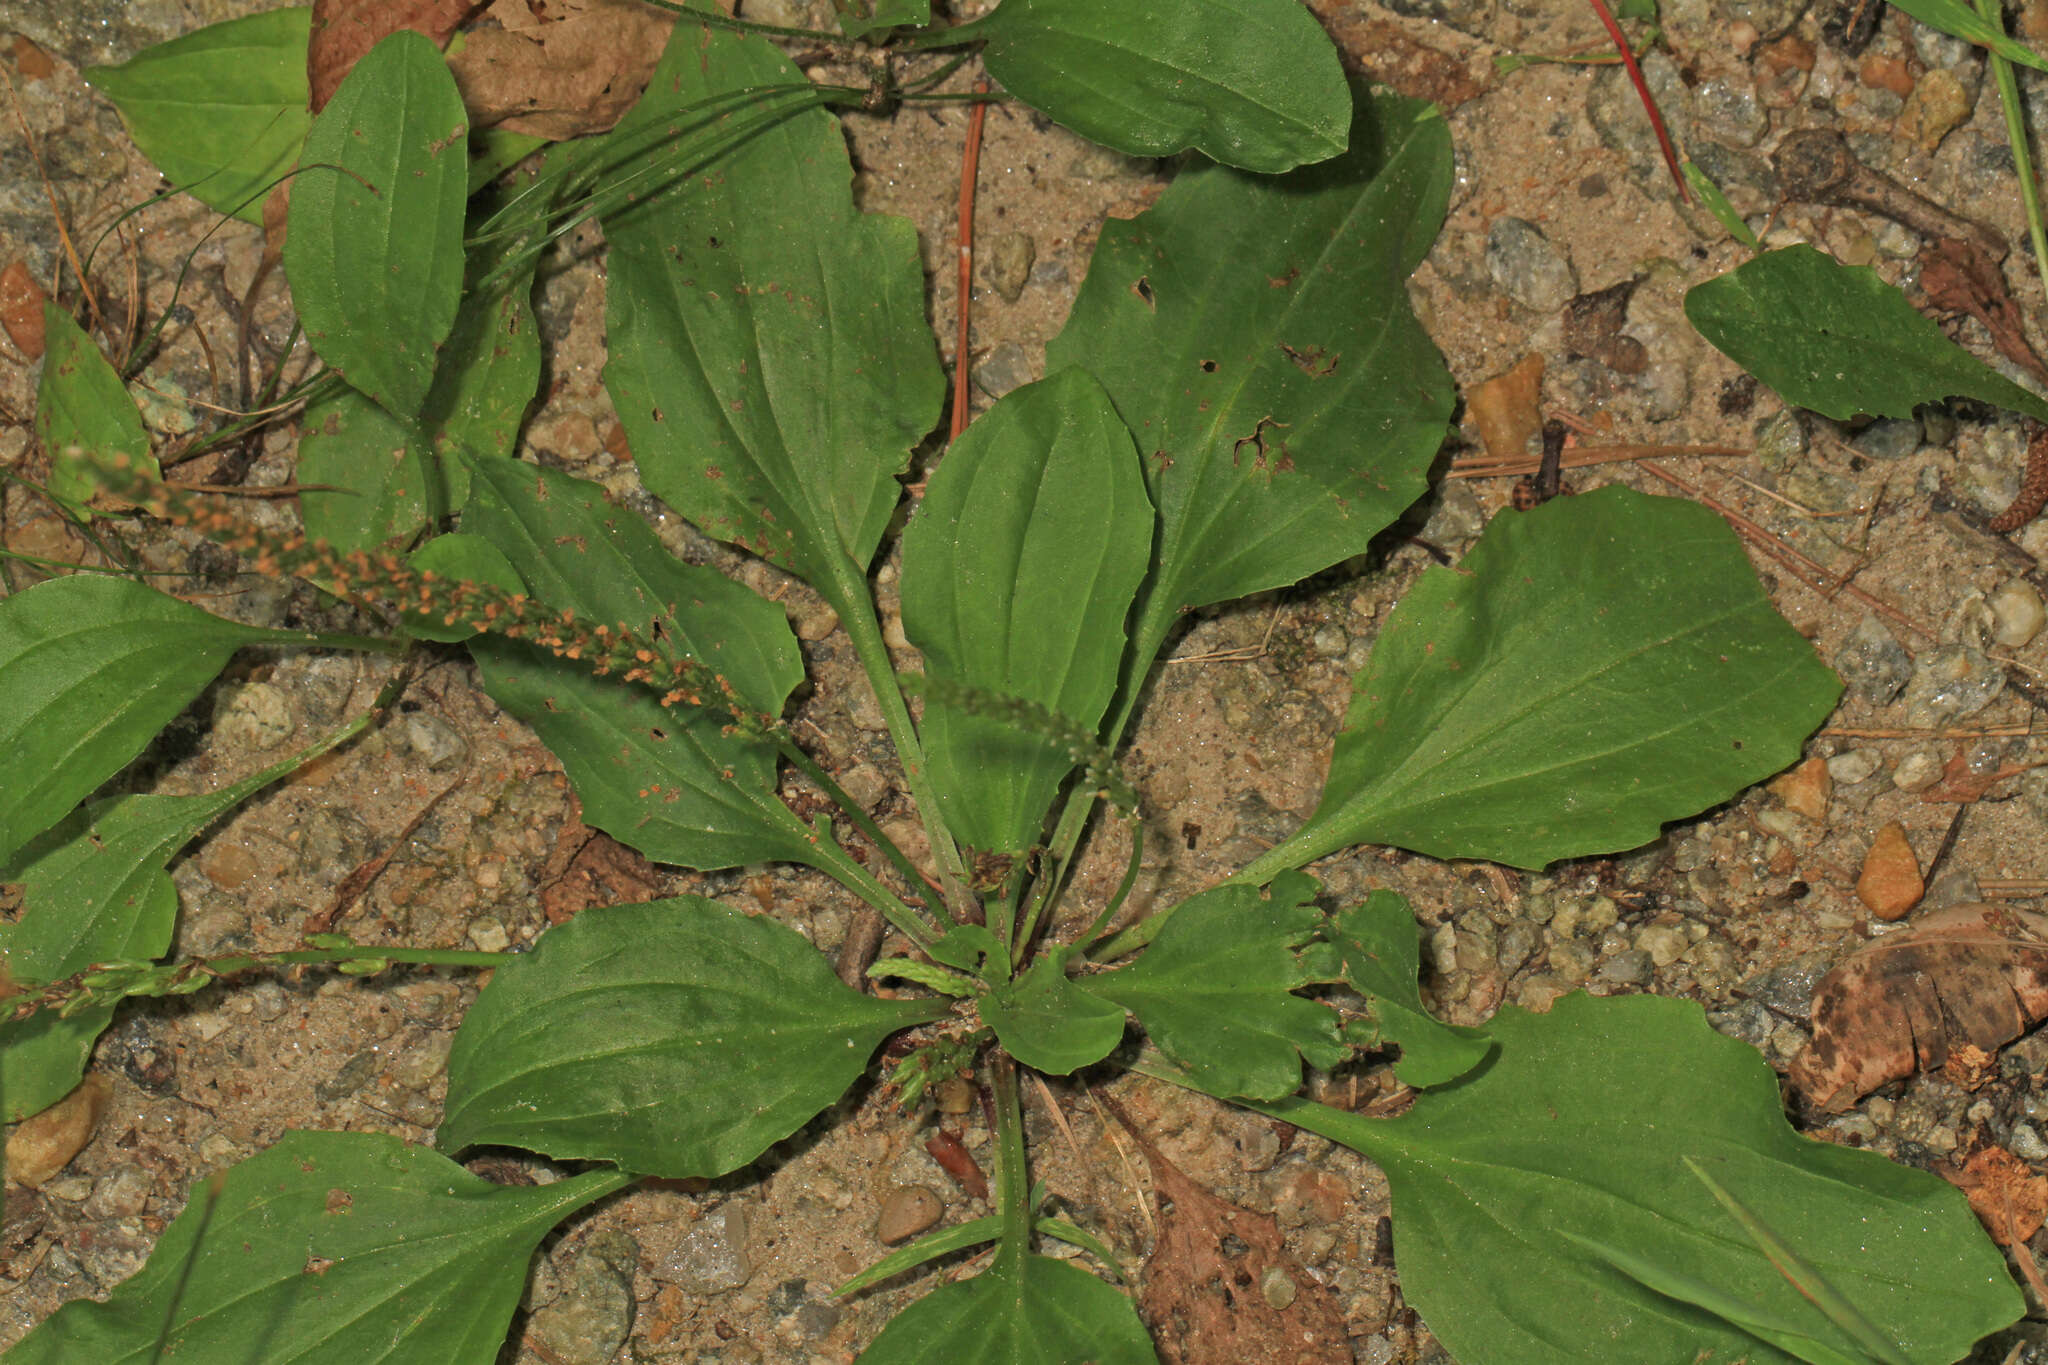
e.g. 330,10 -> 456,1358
285,29 -> 468,418
84,8 -> 313,225
1322,890 -> 1491,1087
602,20 -> 942,597
0,575 -> 305,867
440,899 -> 944,1174
950,0 -> 1349,173
1258,487 -> 1840,873
1259,993 -> 2020,1364
1087,871 -> 1346,1100
35,304 -> 154,513
835,1214 -> 1001,1297
1049,85 -> 1454,674
1686,244 -> 2048,423
1885,0 -> 2048,70
901,369 -> 1151,851
0,1131 -> 627,1364
979,946 -> 1127,1075
857,1249 -> 1156,1365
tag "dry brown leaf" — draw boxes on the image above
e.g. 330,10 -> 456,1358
447,0 -> 675,140
1919,742 -> 2043,804
309,0 -> 482,112
1937,1145 -> 2048,1246
1466,353 -> 1543,463
0,261 -> 48,360
538,791 -> 664,923
1302,0 -> 1484,109
1789,903 -> 2048,1111
1561,277 -> 1647,375
1920,235 -> 2047,385
1106,1103 -> 1347,1365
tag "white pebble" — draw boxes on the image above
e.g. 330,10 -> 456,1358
1990,579 -> 2045,647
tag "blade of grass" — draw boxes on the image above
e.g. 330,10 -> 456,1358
1977,0 -> 2048,274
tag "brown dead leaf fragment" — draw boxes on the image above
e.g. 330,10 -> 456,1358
1789,903 -> 2048,1111
539,792 -> 663,923
1919,236 -> 2048,387
1919,742 -> 2042,803
1467,352 -> 1544,463
447,0 -> 676,140
1302,0 -> 1484,110
310,0 -> 482,112
1104,1099 -> 1347,1365
0,261 -> 47,359
1937,1145 -> 2048,1245
1560,277 -> 1647,375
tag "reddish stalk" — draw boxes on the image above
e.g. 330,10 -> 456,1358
950,79 -> 991,441
1583,0 -> 1690,203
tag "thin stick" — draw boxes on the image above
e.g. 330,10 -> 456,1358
1582,0 -> 1690,203
950,79 -> 991,441
1449,442 -> 1745,478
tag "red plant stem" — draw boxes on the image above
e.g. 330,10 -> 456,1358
951,80 -> 991,441
1583,0 -> 1690,204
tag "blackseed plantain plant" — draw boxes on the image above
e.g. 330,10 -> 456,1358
0,2 -> 2024,1361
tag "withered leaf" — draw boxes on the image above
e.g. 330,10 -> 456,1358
1919,235 -> 2048,387
1561,276 -> 1646,375
1918,742 -> 2042,804
1937,1144 -> 2048,1246
309,0 -> 481,112
0,262 -> 47,360
539,791 -> 663,924
1789,903 -> 2048,1112
446,0 -> 676,140
1107,1100 -> 1347,1365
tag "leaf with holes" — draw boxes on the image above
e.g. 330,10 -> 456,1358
1323,890 -> 1492,1088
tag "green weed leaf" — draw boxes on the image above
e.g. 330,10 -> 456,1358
1885,0 -> 2048,70
0,575 -> 303,866
1087,871 -> 1346,1100
1261,487 -> 1841,873
837,0 -> 930,39
1323,890 -> 1491,1088
1263,993 -> 2020,1364
285,29 -> 468,419
440,899 -> 943,1174
1049,86 -> 1454,671
0,1130 -> 627,1364
457,458 -> 814,870
901,369 -> 1151,852
1685,244 -> 2048,422
36,304 -> 154,513
602,21 -> 942,598
835,1214 -> 1002,1297
857,1249 -> 1156,1364
951,0 -> 1349,173
979,946 -> 1126,1075
84,8 -> 313,225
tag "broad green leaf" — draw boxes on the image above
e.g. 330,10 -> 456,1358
929,924 -> 1009,975
2,1130 -> 627,1364
1260,993 -> 2020,1365
0,575 -> 304,867
1253,487 -> 1841,874
901,370 -> 1152,851
285,30 -> 468,419
1048,86 -> 1454,675
458,457 -> 820,870
299,246 -> 541,552
35,304 -> 155,513
837,0 -> 930,39
1087,871 -> 1346,1100
403,531 -> 522,643
1323,890 -> 1491,1088
947,0 -> 1349,173
602,19 -> 942,602
1685,244 -> 2048,423
858,1249 -> 1157,1365
440,899 -> 943,1173
84,9 -> 313,225
979,947 -> 1126,1075
1886,0 -> 2048,71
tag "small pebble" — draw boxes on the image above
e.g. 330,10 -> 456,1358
468,916 -> 511,953
876,1185 -> 943,1245
660,1205 -> 754,1294
213,681 -> 294,750
1851,416 -> 1922,461
529,1229 -> 640,1365
1768,755 -> 1831,822
1753,410 -> 1806,472
1833,615 -> 1912,704
1634,923 -> 1691,968
1260,1265 -> 1298,1310
6,1076 -> 111,1188
401,711 -> 468,770
81,1164 -> 152,1220
1856,822 -> 1923,921
1900,645 -> 2005,726
982,232 -> 1035,303
973,341 -> 1036,399
1826,748 -> 1880,786
1892,748 -> 1944,792
1991,579 -> 2045,647
1596,948 -> 1654,986
1485,217 -> 1578,313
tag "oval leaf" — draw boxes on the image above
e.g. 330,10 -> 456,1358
439,898 -> 944,1174
979,947 -> 1127,1075
901,369 -> 1152,852
1265,994 -> 2020,1364
84,8 -> 314,225
2,1131 -> 627,1365
1048,85 -> 1454,673
1685,244 -> 2048,423
1322,890 -> 1491,1088
859,1250 -> 1157,1365
956,0 -> 1349,173
35,303 -> 155,513
601,20 -> 942,598
0,575 -> 303,867
1254,487 -> 1841,874
284,29 -> 468,418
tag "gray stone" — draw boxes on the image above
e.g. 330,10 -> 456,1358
1913,19 -> 1980,70
1709,999 -> 1774,1050
1893,748 -> 1944,792
1595,948 -> 1654,986
1634,923 -> 1691,968
1852,416 -> 1922,461
1484,217 -> 1577,313
296,806 -> 375,877
1310,624 -> 1348,658
973,341 -> 1036,399
81,1165 -> 152,1221
1923,869 -> 1981,911
660,1204 -> 754,1294
1420,477 -> 1486,546
1833,614 -> 1912,705
983,232 -> 1035,303
213,681 -> 294,751
1900,645 -> 2005,727
315,1047 -> 382,1103
1377,0 -> 1492,38
1637,360 -> 1690,422
1737,952 -> 1832,1022
1826,748 -> 1881,786
401,712 -> 468,770
1587,55 -> 1692,191
1692,77 -> 1768,148
529,1230 -> 639,1365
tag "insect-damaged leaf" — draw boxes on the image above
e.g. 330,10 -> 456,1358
440,899 -> 943,1174
1321,890 -> 1491,1088
602,18 -> 941,605
285,29 -> 468,419
1249,488 -> 1840,874
2,1131 -> 627,1365
1049,85 -> 1454,676
1790,902 -> 2048,1112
